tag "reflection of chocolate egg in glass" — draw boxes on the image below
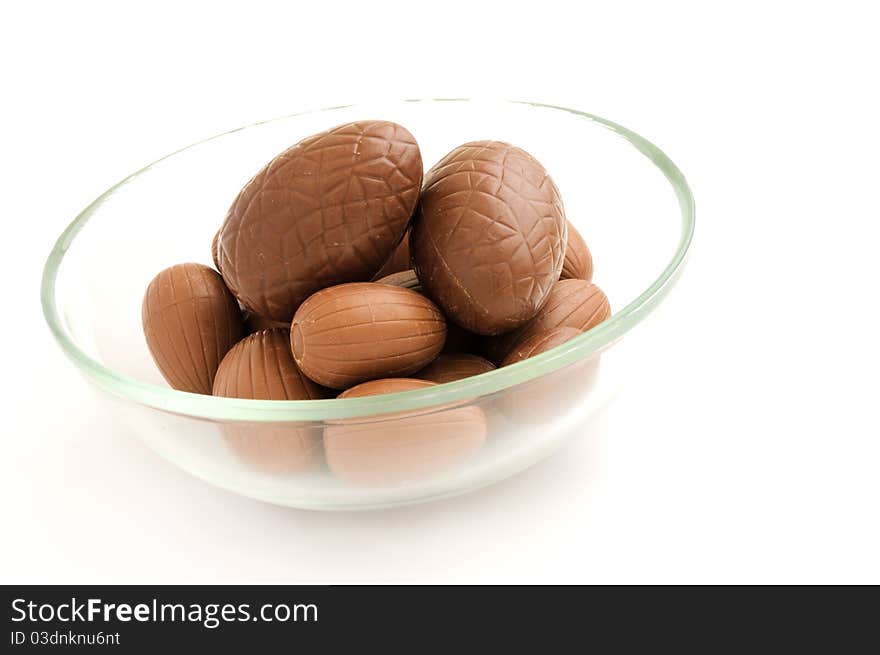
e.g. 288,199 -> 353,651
212,329 -> 330,473
324,378 -> 488,486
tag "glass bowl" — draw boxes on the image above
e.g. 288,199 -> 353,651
41,99 -> 694,510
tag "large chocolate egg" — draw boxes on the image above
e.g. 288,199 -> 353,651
411,141 -> 566,335
218,120 -> 423,321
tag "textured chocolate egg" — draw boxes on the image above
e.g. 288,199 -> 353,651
325,378 -> 487,485
372,228 -> 411,279
291,282 -> 446,389
411,141 -> 567,335
142,263 -> 244,394
561,220 -> 593,281
218,120 -> 423,321
416,353 -> 496,384
374,268 -> 421,290
213,329 -> 330,473
501,326 -> 583,366
484,279 -> 610,364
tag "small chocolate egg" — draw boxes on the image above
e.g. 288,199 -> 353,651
411,141 -> 567,335
560,220 -> 593,281
501,326 -> 583,366
325,378 -> 487,485
416,353 -> 496,384
484,279 -> 610,364
291,282 -> 447,389
142,263 -> 244,394
213,329 -> 331,473
218,120 -> 423,321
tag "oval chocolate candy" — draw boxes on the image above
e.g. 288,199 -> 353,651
411,141 -> 566,335
213,329 -> 330,473
325,378 -> 487,485
142,263 -> 244,394
291,282 -> 446,389
218,120 -> 423,321
501,326 -> 583,366
484,279 -> 610,364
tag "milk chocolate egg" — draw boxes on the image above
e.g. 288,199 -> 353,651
219,120 -> 423,321
561,220 -> 593,281
416,353 -> 496,384
501,326 -> 583,366
372,228 -> 411,279
291,282 -> 446,389
325,378 -> 487,485
411,141 -> 567,335
484,279 -> 610,364
213,329 -> 330,473
142,263 -> 244,394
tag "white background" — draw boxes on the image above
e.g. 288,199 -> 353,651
1,1 -> 878,583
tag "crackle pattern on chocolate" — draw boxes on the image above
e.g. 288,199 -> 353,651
326,378 -> 488,486
412,141 -> 566,335
219,121 -> 422,321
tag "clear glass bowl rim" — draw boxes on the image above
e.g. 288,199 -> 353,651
41,98 -> 695,421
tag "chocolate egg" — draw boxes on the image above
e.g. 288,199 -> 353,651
325,378 -> 487,485
291,282 -> 446,389
218,120 -> 423,321
501,326 -> 583,366
484,279 -> 610,364
416,353 -> 496,384
142,263 -> 244,394
213,329 -> 330,472
374,268 -> 421,290
411,141 -> 567,335
372,228 -> 411,279
561,220 -> 593,281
